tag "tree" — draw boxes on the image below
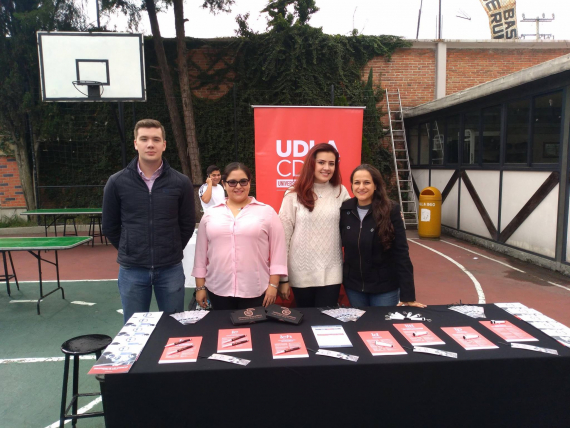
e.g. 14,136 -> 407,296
262,0 -> 319,30
104,0 -> 234,213
0,0 -> 87,210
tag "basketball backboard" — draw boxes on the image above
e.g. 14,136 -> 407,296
37,32 -> 146,102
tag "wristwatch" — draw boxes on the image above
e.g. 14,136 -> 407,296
196,286 -> 206,292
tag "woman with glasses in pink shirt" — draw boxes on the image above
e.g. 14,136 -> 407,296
192,162 -> 289,310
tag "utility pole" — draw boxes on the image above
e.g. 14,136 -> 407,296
416,0 -> 423,40
95,0 -> 100,28
520,13 -> 554,40
438,0 -> 442,39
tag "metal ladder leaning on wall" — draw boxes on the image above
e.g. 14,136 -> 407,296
385,89 -> 418,228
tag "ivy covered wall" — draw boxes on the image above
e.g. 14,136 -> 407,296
37,27 -> 410,207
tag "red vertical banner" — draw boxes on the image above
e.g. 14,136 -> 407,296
254,106 -> 364,213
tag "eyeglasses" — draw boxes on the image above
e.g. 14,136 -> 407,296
225,179 -> 250,187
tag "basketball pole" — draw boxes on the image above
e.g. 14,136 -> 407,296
118,102 -> 127,168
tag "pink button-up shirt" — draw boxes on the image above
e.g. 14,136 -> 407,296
137,161 -> 163,191
192,197 -> 288,298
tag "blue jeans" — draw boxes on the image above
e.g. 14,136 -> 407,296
118,263 -> 185,324
345,288 -> 400,308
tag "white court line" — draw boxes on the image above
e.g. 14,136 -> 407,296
70,301 -> 96,306
45,397 -> 102,428
408,239 -> 486,304
9,300 -> 40,303
439,239 -> 570,294
0,356 -> 96,364
440,240 -> 525,272
548,281 -> 570,292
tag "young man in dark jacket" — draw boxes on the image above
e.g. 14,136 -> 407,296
103,119 -> 195,323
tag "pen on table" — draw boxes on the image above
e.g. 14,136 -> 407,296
275,346 -> 301,355
222,339 -> 249,348
167,344 -> 194,355
491,320 -> 506,324
222,334 -> 246,344
165,338 -> 192,348
463,334 -> 479,340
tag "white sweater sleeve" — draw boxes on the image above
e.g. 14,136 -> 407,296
278,191 -> 297,282
340,185 -> 351,202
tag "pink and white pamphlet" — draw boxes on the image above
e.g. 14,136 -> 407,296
441,326 -> 499,350
358,331 -> 407,356
393,323 -> 445,346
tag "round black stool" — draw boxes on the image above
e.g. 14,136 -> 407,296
59,334 -> 112,428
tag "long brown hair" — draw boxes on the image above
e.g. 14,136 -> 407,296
350,164 -> 395,250
293,143 -> 342,212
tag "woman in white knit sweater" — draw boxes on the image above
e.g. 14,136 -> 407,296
279,143 -> 350,307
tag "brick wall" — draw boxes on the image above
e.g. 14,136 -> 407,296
0,156 -> 25,208
363,48 -> 436,121
363,43 -> 570,139
446,48 -> 570,96
187,47 -> 236,100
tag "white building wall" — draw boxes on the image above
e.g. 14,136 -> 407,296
412,169 -> 429,193
501,171 -> 558,258
430,169 -> 457,228
459,171 -> 500,239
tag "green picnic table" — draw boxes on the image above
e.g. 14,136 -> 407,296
21,208 -> 102,237
0,236 -> 92,314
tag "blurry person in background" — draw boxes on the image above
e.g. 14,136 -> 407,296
199,165 -> 225,212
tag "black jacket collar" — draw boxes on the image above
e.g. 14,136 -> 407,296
341,197 -> 359,210
341,197 -> 374,220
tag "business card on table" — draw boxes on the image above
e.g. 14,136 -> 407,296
124,312 -> 163,326
321,307 -> 365,322
270,333 -> 309,359
358,331 -> 407,356
510,343 -> 558,355
217,328 -> 252,353
311,325 -> 353,348
393,323 -> 445,346
208,353 -> 251,366
448,305 -> 486,319
315,349 -> 359,362
479,320 -> 538,342
413,346 -> 457,359
170,311 -> 209,325
441,326 -> 499,350
159,337 -> 202,364
88,311 -> 160,375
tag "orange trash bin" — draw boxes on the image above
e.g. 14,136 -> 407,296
418,187 -> 442,239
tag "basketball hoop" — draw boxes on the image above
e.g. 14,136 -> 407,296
72,80 -> 104,99
37,32 -> 146,102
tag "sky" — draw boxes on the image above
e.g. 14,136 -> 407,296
92,0 -> 570,41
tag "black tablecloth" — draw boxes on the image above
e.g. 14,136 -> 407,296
101,305 -> 570,428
